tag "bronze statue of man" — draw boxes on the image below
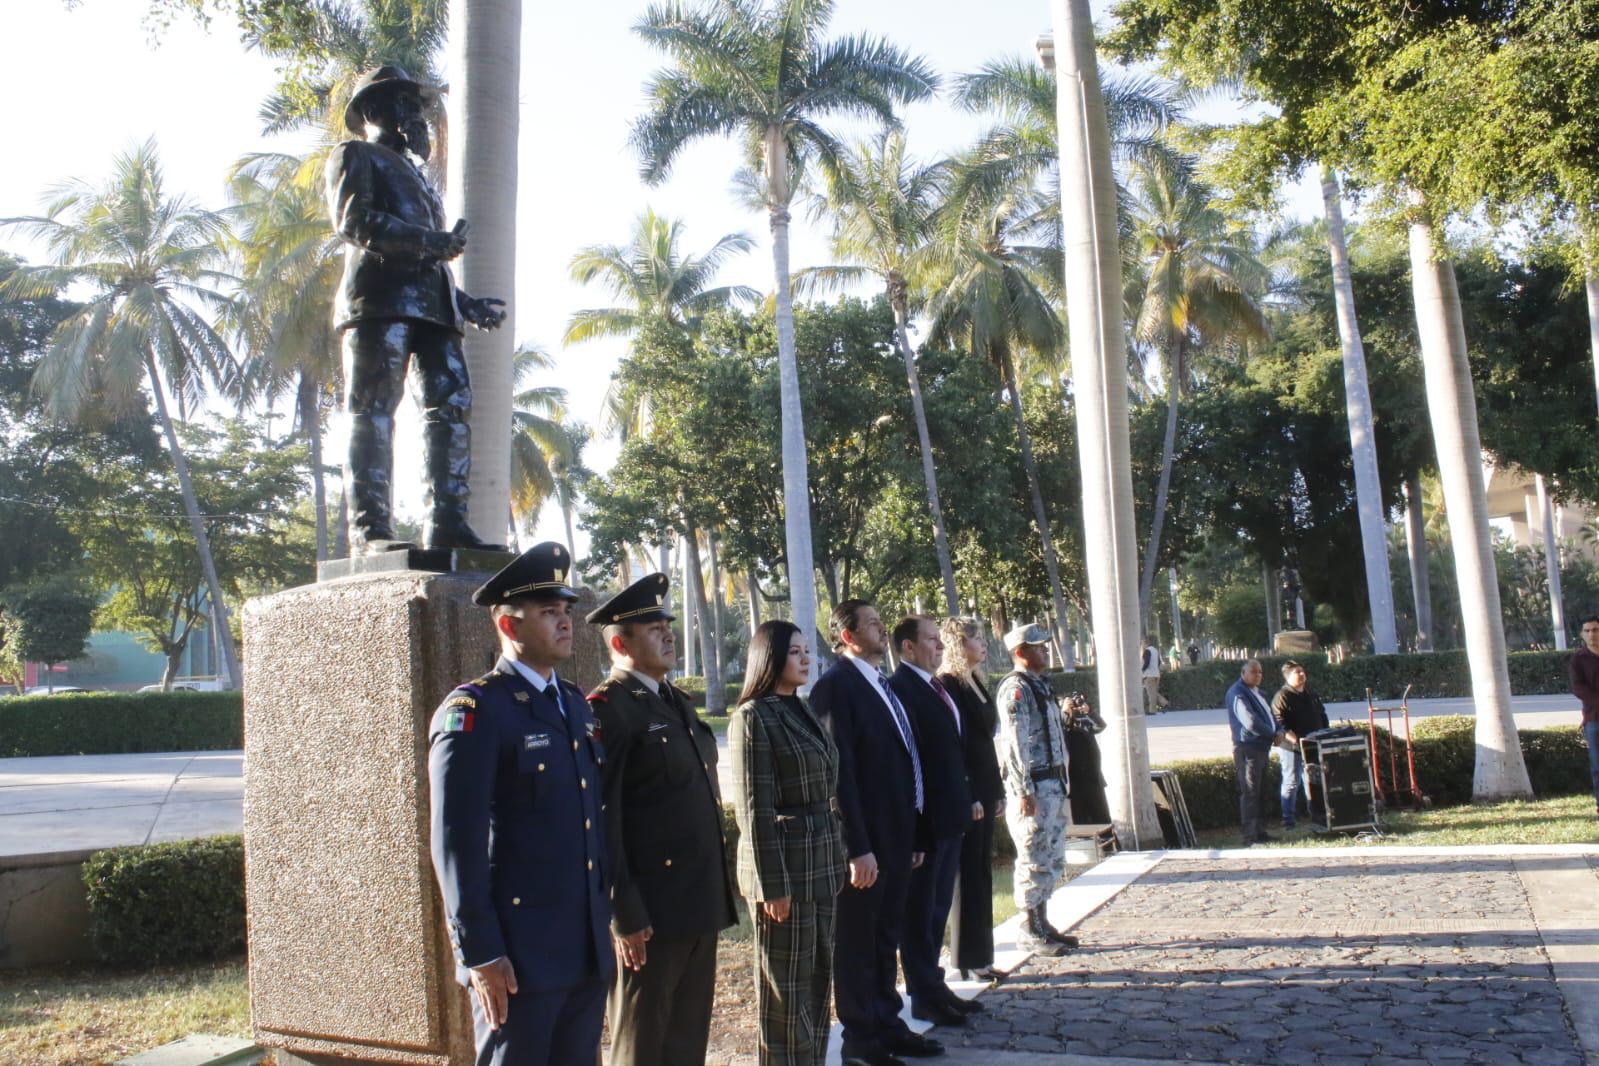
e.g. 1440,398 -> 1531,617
327,65 -> 507,553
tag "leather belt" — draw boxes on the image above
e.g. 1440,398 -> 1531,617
774,797 -> 841,826
1029,765 -> 1067,783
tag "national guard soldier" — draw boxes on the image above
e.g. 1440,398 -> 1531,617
585,573 -> 737,1066
994,624 -> 1079,956
427,542 -> 613,1066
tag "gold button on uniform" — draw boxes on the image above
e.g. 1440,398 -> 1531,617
587,859 -> 594,870
512,897 -> 521,905
580,778 -> 588,789
584,818 -> 591,830
537,763 -> 545,772
664,859 -> 673,867
572,740 -> 579,751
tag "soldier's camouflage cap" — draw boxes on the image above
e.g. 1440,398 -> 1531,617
585,572 -> 674,626
1003,623 -> 1051,651
472,542 -> 579,606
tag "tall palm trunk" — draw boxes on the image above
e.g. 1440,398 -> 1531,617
1587,267 -> 1599,419
1168,567 -> 1183,648
765,126 -> 819,678
997,346 -> 1074,671
1402,472 -> 1433,651
1534,474 -> 1567,650
300,372 -> 328,563
447,0 -> 521,539
685,526 -> 723,713
681,538 -> 697,677
1138,331 -> 1182,621
889,277 -> 958,615
146,352 -> 242,688
1322,168 -> 1398,653
1406,204 -> 1531,799
560,493 -> 579,576
1052,0 -> 1158,845
746,573 -> 763,633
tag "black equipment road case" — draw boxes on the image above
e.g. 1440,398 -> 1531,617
1299,727 -> 1380,833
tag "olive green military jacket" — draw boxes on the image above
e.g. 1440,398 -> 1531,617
587,668 -> 736,939
728,694 -> 847,904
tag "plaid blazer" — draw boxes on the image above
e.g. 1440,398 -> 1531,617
729,694 -> 847,903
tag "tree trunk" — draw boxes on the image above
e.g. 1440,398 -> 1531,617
1138,331 -> 1182,622
681,537 -> 697,677
1263,563 -> 1280,647
745,572 -> 762,633
891,286 -> 959,614
1535,474 -> 1567,651
997,347 -> 1075,670
334,487 -> 349,559
1584,249 -> 1599,419
707,533 -> 727,691
146,351 -> 242,689
162,651 -> 181,691
765,125 -> 819,683
446,0 -> 520,540
560,498 -> 579,583
1051,0 -> 1156,845
1406,205 -> 1531,799
1168,567 -> 1183,648
686,527 -> 723,713
1402,473 -> 1433,651
301,372 -> 328,563
1322,167 -> 1398,653
506,506 -> 521,554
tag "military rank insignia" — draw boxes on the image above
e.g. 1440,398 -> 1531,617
513,690 -> 531,703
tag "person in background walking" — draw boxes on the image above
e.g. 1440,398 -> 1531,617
1140,636 -> 1167,715
1569,615 -> 1599,819
1225,659 -> 1282,847
1270,659 -> 1328,831
937,617 -> 1004,983
729,621 -> 847,1065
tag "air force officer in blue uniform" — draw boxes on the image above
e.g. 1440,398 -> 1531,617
428,542 -> 614,1065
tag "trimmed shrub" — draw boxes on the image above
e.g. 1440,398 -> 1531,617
676,675 -> 741,714
82,835 -> 245,965
0,690 -> 243,757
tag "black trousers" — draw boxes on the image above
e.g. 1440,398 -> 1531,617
1065,731 -> 1111,825
949,805 -> 996,970
834,853 -> 912,1055
1235,745 -> 1271,842
342,318 -> 471,539
607,932 -> 718,1066
468,975 -> 607,1066
902,833 -> 963,1006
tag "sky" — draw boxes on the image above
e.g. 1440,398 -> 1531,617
2,0 -> 1320,555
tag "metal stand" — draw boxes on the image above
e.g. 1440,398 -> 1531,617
1366,685 -> 1429,810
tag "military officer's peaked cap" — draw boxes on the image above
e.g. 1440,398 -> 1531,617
472,541 -> 580,606
1003,623 -> 1052,651
344,64 -> 427,134
585,572 -> 674,626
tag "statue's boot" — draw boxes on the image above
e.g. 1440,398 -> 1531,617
421,412 -> 506,551
348,411 -> 411,553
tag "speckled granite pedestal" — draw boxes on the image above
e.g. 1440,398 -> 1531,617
242,569 -> 604,1065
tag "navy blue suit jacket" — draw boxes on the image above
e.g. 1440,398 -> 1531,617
427,656 -> 614,991
811,657 -> 919,866
890,664 -> 972,843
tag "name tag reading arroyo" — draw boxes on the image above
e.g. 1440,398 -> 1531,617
525,733 -> 553,750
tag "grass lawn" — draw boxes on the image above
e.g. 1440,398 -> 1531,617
0,957 -> 248,1066
1191,792 -> 1599,850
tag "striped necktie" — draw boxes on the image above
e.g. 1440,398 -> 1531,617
878,674 -> 924,813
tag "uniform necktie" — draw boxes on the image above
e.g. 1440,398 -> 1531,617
930,676 -> 961,736
878,674 -> 924,813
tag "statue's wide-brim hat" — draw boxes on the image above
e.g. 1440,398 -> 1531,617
585,573 -> 675,626
344,64 -> 426,134
472,542 -> 581,607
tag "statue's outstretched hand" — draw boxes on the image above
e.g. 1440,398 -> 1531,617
463,296 -> 507,331
423,227 -> 468,261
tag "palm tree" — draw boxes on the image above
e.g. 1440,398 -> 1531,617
566,208 -> 758,441
507,344 -> 575,542
550,426 -> 592,570
631,0 -> 938,666
1126,162 -> 1269,623
226,150 -> 344,561
802,131 -> 960,613
926,192 -> 1076,666
2,140 -> 244,687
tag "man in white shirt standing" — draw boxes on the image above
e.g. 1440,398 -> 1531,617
1141,635 -> 1168,716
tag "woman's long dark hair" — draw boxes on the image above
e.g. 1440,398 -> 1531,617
739,619 -> 801,705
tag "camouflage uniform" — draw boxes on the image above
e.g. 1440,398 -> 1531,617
995,669 -> 1070,911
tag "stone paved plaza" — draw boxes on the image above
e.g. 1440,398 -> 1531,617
943,852 -> 1594,1065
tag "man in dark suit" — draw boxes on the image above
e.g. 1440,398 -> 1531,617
427,542 -> 612,1066
890,616 -> 982,1029
585,573 -> 736,1066
811,600 -> 943,1065
326,65 -> 507,552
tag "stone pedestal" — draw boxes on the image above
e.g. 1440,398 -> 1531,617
242,570 -> 604,1065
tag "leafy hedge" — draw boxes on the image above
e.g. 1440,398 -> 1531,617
675,675 -> 742,715
82,835 -> 246,965
1161,716 -> 1591,833
0,691 -> 243,757
1045,649 -> 1575,711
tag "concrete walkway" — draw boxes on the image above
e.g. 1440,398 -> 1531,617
0,750 -> 241,859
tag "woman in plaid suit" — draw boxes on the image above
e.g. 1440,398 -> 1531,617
730,620 -> 848,1065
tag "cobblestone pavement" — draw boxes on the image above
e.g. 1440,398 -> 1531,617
943,854 -> 1587,1064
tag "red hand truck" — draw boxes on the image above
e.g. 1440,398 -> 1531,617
1366,685 -> 1429,810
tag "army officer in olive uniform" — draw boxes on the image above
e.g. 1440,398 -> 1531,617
428,542 -> 613,1066
586,573 -> 737,1066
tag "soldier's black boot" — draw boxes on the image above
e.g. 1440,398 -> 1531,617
1020,907 -> 1068,957
348,412 -> 411,552
1041,916 -> 1081,950
420,413 -> 505,551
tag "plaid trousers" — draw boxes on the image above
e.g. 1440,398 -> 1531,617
752,895 -> 836,1066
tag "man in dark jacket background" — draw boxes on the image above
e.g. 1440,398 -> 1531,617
1271,659 -> 1328,830
1569,615 -> 1599,817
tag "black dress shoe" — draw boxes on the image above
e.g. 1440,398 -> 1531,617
910,1000 -> 967,1027
945,993 -> 984,1014
883,1031 -> 945,1057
